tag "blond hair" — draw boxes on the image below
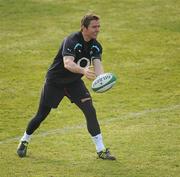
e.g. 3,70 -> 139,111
81,13 -> 100,30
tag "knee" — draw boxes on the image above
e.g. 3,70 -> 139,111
81,99 -> 96,115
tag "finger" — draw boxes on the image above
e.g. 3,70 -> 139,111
89,65 -> 94,69
87,69 -> 95,74
87,76 -> 95,80
87,72 -> 96,79
88,72 -> 96,77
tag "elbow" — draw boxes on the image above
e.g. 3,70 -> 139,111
63,56 -> 75,70
64,59 -> 71,69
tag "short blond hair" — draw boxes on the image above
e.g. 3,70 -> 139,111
81,13 -> 100,29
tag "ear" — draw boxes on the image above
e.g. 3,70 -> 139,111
81,25 -> 88,32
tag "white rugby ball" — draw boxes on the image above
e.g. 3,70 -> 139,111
91,73 -> 117,93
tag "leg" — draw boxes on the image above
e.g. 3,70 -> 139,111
23,81 -> 65,138
65,80 -> 116,160
65,80 -> 101,136
19,103 -> 51,143
66,80 -> 104,150
17,104 -> 51,158
17,81 -> 65,157
26,103 -> 51,135
74,98 -> 101,136
76,99 -> 116,160
17,104 -> 51,157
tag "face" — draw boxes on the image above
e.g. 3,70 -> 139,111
83,20 -> 100,40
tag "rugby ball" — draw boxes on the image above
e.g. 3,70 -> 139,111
91,73 -> 116,93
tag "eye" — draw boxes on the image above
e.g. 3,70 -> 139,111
92,25 -> 100,29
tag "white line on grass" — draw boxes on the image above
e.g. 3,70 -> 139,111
0,104 -> 179,145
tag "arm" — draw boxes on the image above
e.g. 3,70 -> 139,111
63,56 -> 84,74
92,59 -> 104,76
63,56 -> 95,80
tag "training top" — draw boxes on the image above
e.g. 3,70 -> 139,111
46,31 -> 102,84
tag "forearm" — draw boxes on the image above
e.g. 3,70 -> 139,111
93,59 -> 104,76
65,61 -> 85,74
63,56 -> 85,75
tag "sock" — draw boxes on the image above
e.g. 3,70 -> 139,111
92,133 -> 105,153
20,131 -> 31,142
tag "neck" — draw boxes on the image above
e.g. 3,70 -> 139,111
81,31 -> 91,42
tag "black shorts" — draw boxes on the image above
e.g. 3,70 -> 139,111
39,79 -> 91,108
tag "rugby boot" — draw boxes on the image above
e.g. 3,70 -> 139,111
17,141 -> 28,157
97,148 -> 116,160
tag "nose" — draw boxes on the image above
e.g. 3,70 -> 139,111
96,26 -> 100,32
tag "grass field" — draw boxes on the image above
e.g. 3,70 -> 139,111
0,0 -> 180,176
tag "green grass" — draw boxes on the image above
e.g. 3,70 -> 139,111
0,0 -> 180,176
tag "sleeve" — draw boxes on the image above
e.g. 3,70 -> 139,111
90,42 -> 103,61
62,37 -> 76,57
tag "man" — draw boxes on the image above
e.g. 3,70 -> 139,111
17,13 -> 116,160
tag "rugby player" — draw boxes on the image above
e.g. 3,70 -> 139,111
17,13 -> 116,160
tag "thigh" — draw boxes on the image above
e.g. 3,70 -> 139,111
65,80 -> 91,104
40,81 -> 65,108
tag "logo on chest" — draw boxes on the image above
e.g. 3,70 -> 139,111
77,57 -> 90,68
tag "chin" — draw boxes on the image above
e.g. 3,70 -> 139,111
92,35 -> 97,39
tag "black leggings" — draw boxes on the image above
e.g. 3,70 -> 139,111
26,100 -> 100,136
26,103 -> 51,135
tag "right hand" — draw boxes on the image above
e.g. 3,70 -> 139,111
83,67 -> 96,80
